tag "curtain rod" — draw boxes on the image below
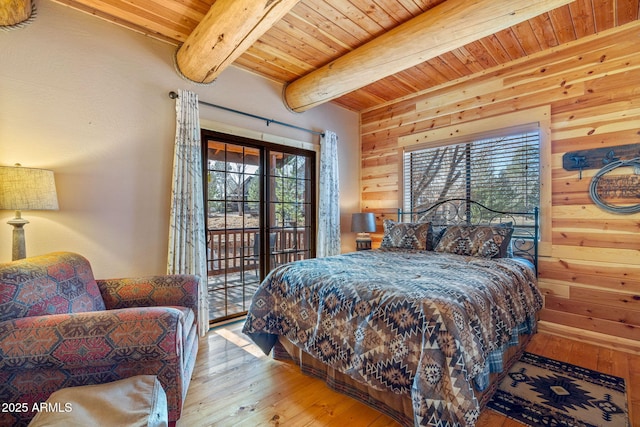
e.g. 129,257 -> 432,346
168,91 -> 324,137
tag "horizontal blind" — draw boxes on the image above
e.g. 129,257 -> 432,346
403,131 -> 540,214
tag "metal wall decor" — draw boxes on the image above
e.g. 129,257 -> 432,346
563,143 -> 640,214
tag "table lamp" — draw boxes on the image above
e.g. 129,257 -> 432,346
0,164 -> 59,260
351,212 -> 376,251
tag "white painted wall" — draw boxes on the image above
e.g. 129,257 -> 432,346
0,0 -> 360,277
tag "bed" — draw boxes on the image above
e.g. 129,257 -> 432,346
242,199 -> 543,427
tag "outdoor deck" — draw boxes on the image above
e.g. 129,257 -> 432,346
207,271 -> 261,321
206,227 -> 308,322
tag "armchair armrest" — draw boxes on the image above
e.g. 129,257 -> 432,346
0,307 -> 185,371
96,275 -> 199,321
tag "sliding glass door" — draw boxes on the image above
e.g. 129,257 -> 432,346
202,130 -> 315,324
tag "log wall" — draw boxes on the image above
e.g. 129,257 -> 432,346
359,21 -> 640,354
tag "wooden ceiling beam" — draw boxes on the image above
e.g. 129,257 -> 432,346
175,0 -> 300,84
283,0 -> 574,112
0,0 -> 32,26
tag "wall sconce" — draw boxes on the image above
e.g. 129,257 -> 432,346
0,164 -> 59,260
351,212 -> 376,251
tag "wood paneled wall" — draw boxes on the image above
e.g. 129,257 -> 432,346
359,21 -> 640,354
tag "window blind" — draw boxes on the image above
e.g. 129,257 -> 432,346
403,131 -> 540,215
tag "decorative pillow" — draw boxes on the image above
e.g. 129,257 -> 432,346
431,225 -> 448,249
380,220 -> 432,250
496,221 -> 514,258
434,224 -> 513,258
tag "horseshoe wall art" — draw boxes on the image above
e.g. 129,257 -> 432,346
562,143 -> 640,214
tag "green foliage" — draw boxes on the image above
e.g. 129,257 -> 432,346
272,155 -> 307,226
207,154 -> 308,227
407,132 -> 540,214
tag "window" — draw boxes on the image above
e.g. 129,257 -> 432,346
403,131 -> 540,215
398,106 -> 551,254
202,130 -> 316,324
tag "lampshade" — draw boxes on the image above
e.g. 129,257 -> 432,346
351,212 -> 376,233
0,165 -> 59,211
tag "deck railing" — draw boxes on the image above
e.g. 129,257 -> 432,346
206,228 -> 307,276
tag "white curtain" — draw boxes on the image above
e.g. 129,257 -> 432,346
168,89 -> 208,336
317,130 -> 341,257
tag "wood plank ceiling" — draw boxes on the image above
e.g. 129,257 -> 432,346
52,0 -> 639,112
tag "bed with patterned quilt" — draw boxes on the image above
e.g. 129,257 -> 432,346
242,199 -> 543,427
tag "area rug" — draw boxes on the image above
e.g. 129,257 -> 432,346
487,352 -> 629,427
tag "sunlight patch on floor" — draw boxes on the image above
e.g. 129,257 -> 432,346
214,327 -> 266,358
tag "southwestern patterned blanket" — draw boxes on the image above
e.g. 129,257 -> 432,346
242,249 -> 543,427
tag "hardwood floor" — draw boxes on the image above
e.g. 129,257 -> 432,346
179,319 -> 640,426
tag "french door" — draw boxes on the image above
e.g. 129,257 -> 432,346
202,130 -> 315,324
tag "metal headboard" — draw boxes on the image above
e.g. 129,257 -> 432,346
398,198 -> 539,271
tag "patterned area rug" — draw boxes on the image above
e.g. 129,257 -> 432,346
488,352 -> 629,427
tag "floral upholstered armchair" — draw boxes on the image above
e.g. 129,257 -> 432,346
0,252 -> 200,426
